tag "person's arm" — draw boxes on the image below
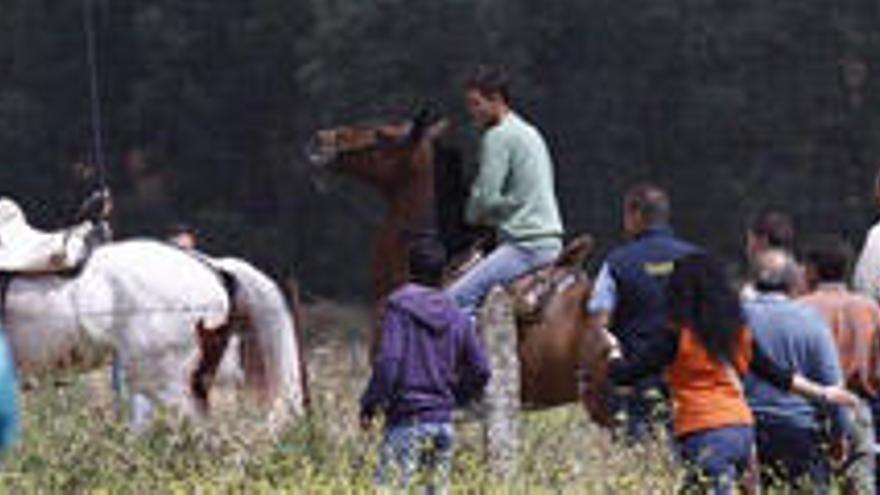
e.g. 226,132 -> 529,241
465,132 -> 518,226
750,334 -> 858,424
854,225 -> 880,301
454,318 -> 491,406
809,323 -> 852,438
359,309 -> 405,421
748,339 -> 795,391
606,324 -> 679,386
582,262 -> 617,372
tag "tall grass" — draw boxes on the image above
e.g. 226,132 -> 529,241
3,375 -> 682,493
0,303 -> 684,493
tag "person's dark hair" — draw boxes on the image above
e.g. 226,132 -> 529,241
667,253 -> 745,364
165,222 -> 197,239
749,210 -> 795,250
804,235 -> 853,283
465,65 -> 511,103
624,183 -> 670,226
408,236 -> 447,287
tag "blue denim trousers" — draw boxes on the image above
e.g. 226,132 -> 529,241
445,242 -> 560,314
678,425 -> 754,495
376,421 -> 455,494
755,420 -> 831,493
608,376 -> 671,444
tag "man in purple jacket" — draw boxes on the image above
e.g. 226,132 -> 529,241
360,237 -> 491,493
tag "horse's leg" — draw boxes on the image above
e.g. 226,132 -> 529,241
129,393 -> 155,433
480,286 -> 521,481
112,351 -> 158,432
370,229 -> 396,357
111,352 -> 127,418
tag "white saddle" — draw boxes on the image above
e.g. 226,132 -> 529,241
0,198 -> 92,273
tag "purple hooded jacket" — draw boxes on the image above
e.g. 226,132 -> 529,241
360,283 -> 491,427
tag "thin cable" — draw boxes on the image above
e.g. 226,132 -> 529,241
83,0 -> 108,190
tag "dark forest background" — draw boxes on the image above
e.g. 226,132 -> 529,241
1,0 -> 879,300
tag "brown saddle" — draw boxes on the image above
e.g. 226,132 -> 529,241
507,234 -> 594,322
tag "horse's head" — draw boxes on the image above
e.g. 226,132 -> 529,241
306,110 -> 449,196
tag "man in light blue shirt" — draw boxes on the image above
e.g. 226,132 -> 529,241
446,66 -> 564,314
744,249 -> 848,493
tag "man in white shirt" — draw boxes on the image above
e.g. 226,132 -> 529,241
854,173 -> 880,300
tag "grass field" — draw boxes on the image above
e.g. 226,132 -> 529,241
0,301 -> 684,493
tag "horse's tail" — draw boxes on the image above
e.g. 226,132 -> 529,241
211,257 -> 307,419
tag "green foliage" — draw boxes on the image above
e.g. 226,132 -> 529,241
3,372 -> 681,493
0,1 -> 878,296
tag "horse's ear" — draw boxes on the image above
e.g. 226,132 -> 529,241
408,107 -> 438,143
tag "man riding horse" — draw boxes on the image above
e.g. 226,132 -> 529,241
447,66 -> 565,314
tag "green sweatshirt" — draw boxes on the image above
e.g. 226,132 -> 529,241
466,112 -> 564,250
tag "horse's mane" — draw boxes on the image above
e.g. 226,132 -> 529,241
433,142 -> 485,260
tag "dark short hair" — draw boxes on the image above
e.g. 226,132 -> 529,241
408,236 -> 447,286
749,210 -> 795,250
165,222 -> 197,239
465,65 -> 511,103
624,183 -> 670,225
804,235 -> 853,282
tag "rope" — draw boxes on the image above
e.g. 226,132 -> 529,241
83,0 -> 108,190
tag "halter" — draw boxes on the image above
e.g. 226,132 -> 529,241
331,128 -> 417,165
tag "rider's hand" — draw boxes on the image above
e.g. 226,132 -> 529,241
77,188 -> 112,223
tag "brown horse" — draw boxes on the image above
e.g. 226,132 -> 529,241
307,111 -> 612,414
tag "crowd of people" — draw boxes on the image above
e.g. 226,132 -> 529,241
0,63 -> 876,493
357,65 -> 880,494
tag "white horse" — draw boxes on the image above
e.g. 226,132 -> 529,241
1,238 -> 306,426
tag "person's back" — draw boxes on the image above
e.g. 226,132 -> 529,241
360,237 -> 490,493
744,295 -> 842,426
471,111 -> 563,247
743,249 -> 847,491
362,283 -> 490,426
586,184 -> 700,442
800,235 -> 880,493
800,288 -> 880,395
604,227 -> 701,356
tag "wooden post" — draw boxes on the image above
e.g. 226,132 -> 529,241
480,286 -> 520,481
287,278 -> 311,413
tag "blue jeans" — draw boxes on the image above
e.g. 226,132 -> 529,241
869,397 -> 880,493
755,420 -> 831,493
678,425 -> 754,495
111,354 -> 154,431
608,376 -> 671,444
376,421 -> 455,494
446,242 -> 560,314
